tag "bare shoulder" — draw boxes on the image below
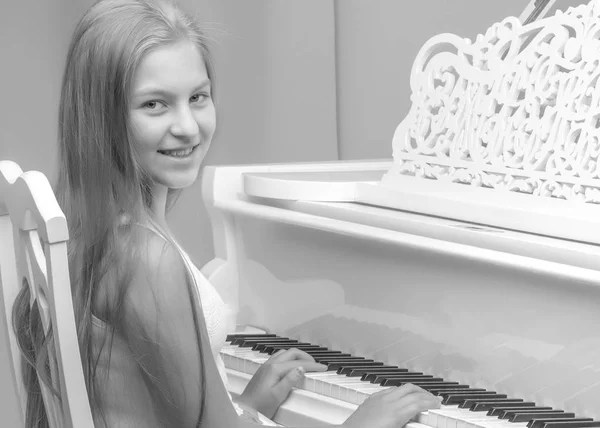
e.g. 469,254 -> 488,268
110,225 -> 204,428
123,225 -> 193,320
133,225 -> 185,276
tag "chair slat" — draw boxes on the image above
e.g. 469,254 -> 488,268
0,160 -> 26,425
5,168 -> 94,428
7,171 -> 69,244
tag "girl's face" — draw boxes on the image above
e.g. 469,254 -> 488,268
128,40 -> 216,191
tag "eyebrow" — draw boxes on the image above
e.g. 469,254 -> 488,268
134,80 -> 211,98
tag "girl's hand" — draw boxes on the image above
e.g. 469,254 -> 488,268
343,383 -> 442,428
236,348 -> 327,419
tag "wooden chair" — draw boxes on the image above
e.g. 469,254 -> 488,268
4,167 -> 94,427
0,160 -> 26,426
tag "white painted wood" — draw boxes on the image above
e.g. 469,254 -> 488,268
5,170 -> 93,428
244,169 -> 386,202
367,0 -> 600,244
0,160 -> 25,426
202,160 -> 600,419
226,369 -> 357,426
201,1 -> 600,422
215,171 -> 600,287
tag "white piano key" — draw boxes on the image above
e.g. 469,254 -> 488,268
406,423 -> 435,428
430,406 -> 519,428
221,343 -> 552,428
414,411 -> 430,425
470,422 -> 528,428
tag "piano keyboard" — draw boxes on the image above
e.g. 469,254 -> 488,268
221,333 -> 600,428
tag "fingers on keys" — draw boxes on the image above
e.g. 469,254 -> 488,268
267,348 -> 327,370
374,383 -> 442,410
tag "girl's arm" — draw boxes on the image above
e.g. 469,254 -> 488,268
118,229 -> 439,428
119,231 -> 214,427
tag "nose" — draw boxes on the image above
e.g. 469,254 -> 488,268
170,106 -> 199,139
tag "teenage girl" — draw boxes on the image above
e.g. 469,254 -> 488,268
13,1 -> 442,426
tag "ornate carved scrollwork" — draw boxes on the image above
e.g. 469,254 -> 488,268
385,0 -> 600,204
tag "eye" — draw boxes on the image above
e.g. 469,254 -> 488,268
190,93 -> 210,103
142,100 -> 166,110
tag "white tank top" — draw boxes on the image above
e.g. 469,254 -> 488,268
91,222 -> 278,425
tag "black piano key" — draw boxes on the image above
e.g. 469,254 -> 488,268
434,388 -> 487,396
418,383 -> 461,391
370,373 -> 427,383
266,347 -> 327,355
253,341 -> 307,352
371,372 -> 426,378
529,419 -> 594,428
423,384 -> 470,392
239,338 -> 296,347
280,345 -> 328,351
540,421 -> 600,428
374,374 -> 433,382
231,336 -> 289,346
432,388 -> 487,396
268,344 -> 324,350
348,367 -> 404,377
346,367 -> 404,377
303,350 -> 340,355
360,368 -> 423,383
381,378 -> 445,387
314,355 -> 358,362
461,398 -> 523,410
509,412 -> 574,423
226,333 -> 277,342
332,359 -> 383,367
371,374 -> 430,384
468,399 -> 528,411
442,392 -> 506,405
362,371 -> 416,382
316,356 -> 367,363
363,371 -> 420,382
479,400 -> 532,409
250,339 -> 302,345
338,365 -> 396,375
488,406 -> 553,417
500,409 -> 564,420
264,345 -> 325,354
310,352 -> 350,358
376,377 -> 440,387
312,354 -> 353,363
327,360 -> 382,371
314,356 -> 363,363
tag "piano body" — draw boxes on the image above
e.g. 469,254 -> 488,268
202,1 -> 600,426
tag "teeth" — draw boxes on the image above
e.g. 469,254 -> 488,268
159,147 -> 194,157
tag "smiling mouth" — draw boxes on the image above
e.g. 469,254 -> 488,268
157,145 -> 199,158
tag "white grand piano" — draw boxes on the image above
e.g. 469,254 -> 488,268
202,1 -> 600,426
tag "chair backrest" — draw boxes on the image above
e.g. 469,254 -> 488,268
0,160 -> 26,426
4,169 -> 94,428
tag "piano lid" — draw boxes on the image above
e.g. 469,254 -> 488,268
244,0 -> 600,246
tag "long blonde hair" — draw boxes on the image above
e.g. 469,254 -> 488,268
12,1 -> 214,426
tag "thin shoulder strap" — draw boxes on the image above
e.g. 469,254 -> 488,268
92,222 -> 169,330
133,221 -> 169,242
135,220 -> 199,292
138,223 -> 205,428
